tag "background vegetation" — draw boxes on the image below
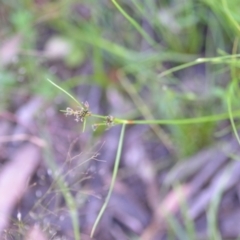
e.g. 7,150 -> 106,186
1,0 -> 240,239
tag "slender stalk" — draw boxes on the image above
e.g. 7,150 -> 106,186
111,0 -> 156,48
90,124 -> 126,237
113,110 -> 240,125
227,79 -> 240,145
61,105 -> 240,127
47,78 -> 82,107
158,54 -> 240,78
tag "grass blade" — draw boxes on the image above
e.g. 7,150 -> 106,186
47,78 -> 82,107
227,79 -> 240,145
111,0 -> 156,47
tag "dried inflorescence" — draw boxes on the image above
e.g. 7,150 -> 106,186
106,115 -> 114,127
92,115 -> 115,131
65,101 -> 91,122
64,102 -> 115,131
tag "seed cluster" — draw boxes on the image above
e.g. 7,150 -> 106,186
64,102 -> 115,130
65,101 -> 91,122
106,115 -> 114,127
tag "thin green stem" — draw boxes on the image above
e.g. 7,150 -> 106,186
90,124 -> 126,237
227,79 -> 240,145
114,110 -> 240,125
47,78 -> 82,107
158,54 -> 240,78
61,109 -> 240,127
83,119 -> 86,132
111,0 -> 156,47
50,78 -> 240,129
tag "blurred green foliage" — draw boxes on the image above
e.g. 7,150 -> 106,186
1,0 -> 240,158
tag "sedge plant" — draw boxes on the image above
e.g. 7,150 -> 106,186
47,59 -> 240,237
2,0 -> 240,238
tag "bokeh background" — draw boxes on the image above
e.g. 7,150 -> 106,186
1,0 -> 240,239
